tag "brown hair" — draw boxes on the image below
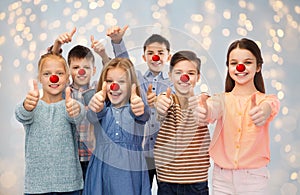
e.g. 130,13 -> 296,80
225,38 -> 265,93
169,50 -> 201,74
97,58 -> 141,101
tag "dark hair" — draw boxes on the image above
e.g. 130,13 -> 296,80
225,38 -> 265,93
67,45 -> 95,66
169,50 -> 201,74
143,34 -> 170,52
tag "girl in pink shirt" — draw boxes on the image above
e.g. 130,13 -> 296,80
193,38 -> 280,195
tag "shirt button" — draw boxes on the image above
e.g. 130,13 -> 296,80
151,124 -> 154,127
150,137 -> 153,140
116,133 -> 119,136
116,121 -> 119,124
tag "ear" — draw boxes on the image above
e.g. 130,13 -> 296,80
142,54 -> 146,62
196,73 -> 200,82
256,64 -> 262,73
167,53 -> 172,62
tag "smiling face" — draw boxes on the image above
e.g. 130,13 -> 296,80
69,57 -> 95,88
105,67 -> 130,108
170,60 -> 200,97
228,47 -> 261,90
142,42 -> 171,76
39,58 -> 69,101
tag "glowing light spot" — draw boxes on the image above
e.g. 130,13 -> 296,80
282,107 -> 288,115
274,42 -> 282,52
222,28 -> 230,37
13,59 -> 20,68
223,10 -> 231,20
41,4 -> 48,12
152,12 -> 161,19
89,2 -> 98,9
277,91 -> 284,100
112,2 -> 120,10
191,14 -> 203,22
285,145 -> 291,153
26,63 -> 34,72
274,134 -> 281,142
290,172 -> 298,180
277,29 -> 284,37
74,1 -> 82,9
239,0 -> 247,8
191,25 -> 200,34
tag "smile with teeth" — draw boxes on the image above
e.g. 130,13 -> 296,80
110,91 -> 122,97
49,84 -> 59,88
235,72 -> 247,76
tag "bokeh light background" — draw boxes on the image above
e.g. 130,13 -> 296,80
0,0 -> 299,194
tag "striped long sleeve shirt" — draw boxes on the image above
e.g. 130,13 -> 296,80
154,94 -> 211,184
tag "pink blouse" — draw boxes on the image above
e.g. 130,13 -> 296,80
208,92 -> 280,169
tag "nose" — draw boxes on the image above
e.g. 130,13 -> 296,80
152,55 -> 160,61
49,75 -> 59,83
236,64 -> 246,72
180,74 -> 190,83
78,69 -> 86,76
110,82 -> 120,91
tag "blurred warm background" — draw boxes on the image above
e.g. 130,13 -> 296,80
0,0 -> 299,194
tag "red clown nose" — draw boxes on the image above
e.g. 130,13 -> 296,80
78,69 -> 86,76
180,74 -> 190,83
236,64 -> 246,72
152,55 -> 160,61
110,83 -> 120,91
49,75 -> 59,83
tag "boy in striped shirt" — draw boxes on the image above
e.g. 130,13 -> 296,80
154,50 -> 210,195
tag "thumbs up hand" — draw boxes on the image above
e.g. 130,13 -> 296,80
106,25 -> 129,44
147,84 -> 156,108
156,87 -> 172,117
65,87 -> 81,118
130,83 -> 144,116
88,82 -> 107,113
24,80 -> 40,111
56,27 -> 76,44
188,92 -> 209,126
249,93 -> 271,127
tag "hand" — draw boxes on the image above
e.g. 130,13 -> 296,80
65,87 -> 81,117
249,93 -> 270,126
24,80 -> 40,111
88,82 -> 107,113
106,25 -> 129,44
147,84 -> 156,108
90,35 -> 107,57
56,27 -> 76,44
188,91 -> 209,126
156,87 -> 172,116
130,83 -> 144,116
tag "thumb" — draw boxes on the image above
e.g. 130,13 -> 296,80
166,87 -> 171,99
70,27 -> 76,37
189,87 -> 195,97
251,93 -> 257,109
90,35 -> 95,47
65,87 -> 72,102
32,80 -> 39,97
131,83 -> 137,98
199,93 -> 209,109
147,84 -> 153,95
122,25 -> 129,33
101,81 -> 107,98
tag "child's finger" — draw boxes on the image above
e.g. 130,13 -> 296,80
131,83 -> 137,97
165,87 -> 171,99
70,27 -> 76,37
102,81 -> 107,99
122,25 -> 129,33
32,80 -> 39,95
200,93 -> 209,110
65,87 -> 72,102
251,93 -> 257,109
147,84 -> 153,95
90,35 -> 95,47
189,87 -> 194,97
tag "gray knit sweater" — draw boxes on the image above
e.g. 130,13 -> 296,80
15,100 -> 84,193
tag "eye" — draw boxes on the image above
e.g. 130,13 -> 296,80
106,79 -> 113,84
188,72 -> 196,76
84,66 -> 91,70
244,61 -> 252,65
118,80 -> 126,84
43,72 -> 50,77
230,62 -> 238,66
57,72 -> 65,76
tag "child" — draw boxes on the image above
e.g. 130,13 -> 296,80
110,30 -> 174,188
154,50 -> 210,195
195,38 -> 280,194
15,53 -> 85,194
50,27 -> 128,183
83,58 -> 151,195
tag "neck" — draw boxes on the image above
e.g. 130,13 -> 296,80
231,83 -> 257,96
41,94 -> 63,104
177,95 -> 189,109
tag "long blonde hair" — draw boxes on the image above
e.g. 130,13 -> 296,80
38,53 -> 69,79
97,58 -> 141,102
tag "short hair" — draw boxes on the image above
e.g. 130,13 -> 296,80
169,50 -> 201,74
67,45 -> 95,66
143,34 -> 170,52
